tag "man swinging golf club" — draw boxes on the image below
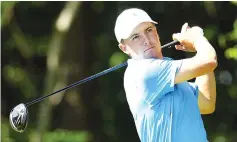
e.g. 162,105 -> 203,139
8,8 -> 179,132
114,8 -> 217,142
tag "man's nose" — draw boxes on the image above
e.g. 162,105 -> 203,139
143,35 -> 151,46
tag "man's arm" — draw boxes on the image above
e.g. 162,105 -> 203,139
196,72 -> 216,114
174,35 -> 217,84
172,23 -> 218,114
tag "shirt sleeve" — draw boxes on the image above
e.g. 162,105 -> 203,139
187,82 -> 199,98
142,59 -> 183,106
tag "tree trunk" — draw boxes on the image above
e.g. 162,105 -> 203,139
53,2 -> 103,141
30,2 -> 81,142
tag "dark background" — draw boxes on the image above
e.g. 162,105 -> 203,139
1,1 -> 237,142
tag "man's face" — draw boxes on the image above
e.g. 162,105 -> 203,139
119,22 -> 162,59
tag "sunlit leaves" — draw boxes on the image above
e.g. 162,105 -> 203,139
3,65 -> 37,99
4,65 -> 25,84
228,19 -> 237,40
204,25 -> 218,40
213,135 -> 227,142
1,1 -> 18,28
230,1 -> 237,6
1,119 -> 15,142
109,52 -> 127,67
9,23 -> 33,59
43,129 -> 93,142
218,34 -> 226,48
225,46 -> 237,60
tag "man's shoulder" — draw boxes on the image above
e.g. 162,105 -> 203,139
124,57 -> 176,80
127,57 -> 174,64
126,57 -> 174,70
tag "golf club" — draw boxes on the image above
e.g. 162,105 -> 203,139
9,40 -> 180,133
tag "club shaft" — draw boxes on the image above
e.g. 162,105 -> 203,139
25,40 -> 179,106
25,62 -> 128,106
162,40 -> 179,48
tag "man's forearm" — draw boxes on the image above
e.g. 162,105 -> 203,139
195,71 -> 216,113
194,36 -> 217,64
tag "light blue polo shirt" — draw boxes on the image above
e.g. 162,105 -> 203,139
123,57 -> 208,142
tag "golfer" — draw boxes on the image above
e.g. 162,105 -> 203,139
114,8 -> 217,142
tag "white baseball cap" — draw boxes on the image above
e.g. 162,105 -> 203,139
114,8 -> 157,43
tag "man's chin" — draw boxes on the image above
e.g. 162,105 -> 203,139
144,53 -> 162,59
144,55 -> 158,59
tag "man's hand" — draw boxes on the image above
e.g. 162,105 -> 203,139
173,22 -> 217,84
172,23 -> 204,52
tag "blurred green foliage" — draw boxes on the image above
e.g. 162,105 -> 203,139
43,130 -> 92,142
1,1 -> 237,142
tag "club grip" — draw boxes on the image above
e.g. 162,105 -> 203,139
161,40 -> 180,48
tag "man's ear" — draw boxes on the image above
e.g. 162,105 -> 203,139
118,43 -> 129,55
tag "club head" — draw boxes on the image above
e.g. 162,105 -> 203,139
9,103 -> 28,133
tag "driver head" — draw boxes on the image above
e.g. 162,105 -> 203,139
9,103 -> 28,133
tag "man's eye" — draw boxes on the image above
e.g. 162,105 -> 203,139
147,28 -> 153,32
132,35 -> 139,40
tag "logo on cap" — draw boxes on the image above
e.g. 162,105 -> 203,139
133,12 -> 137,16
